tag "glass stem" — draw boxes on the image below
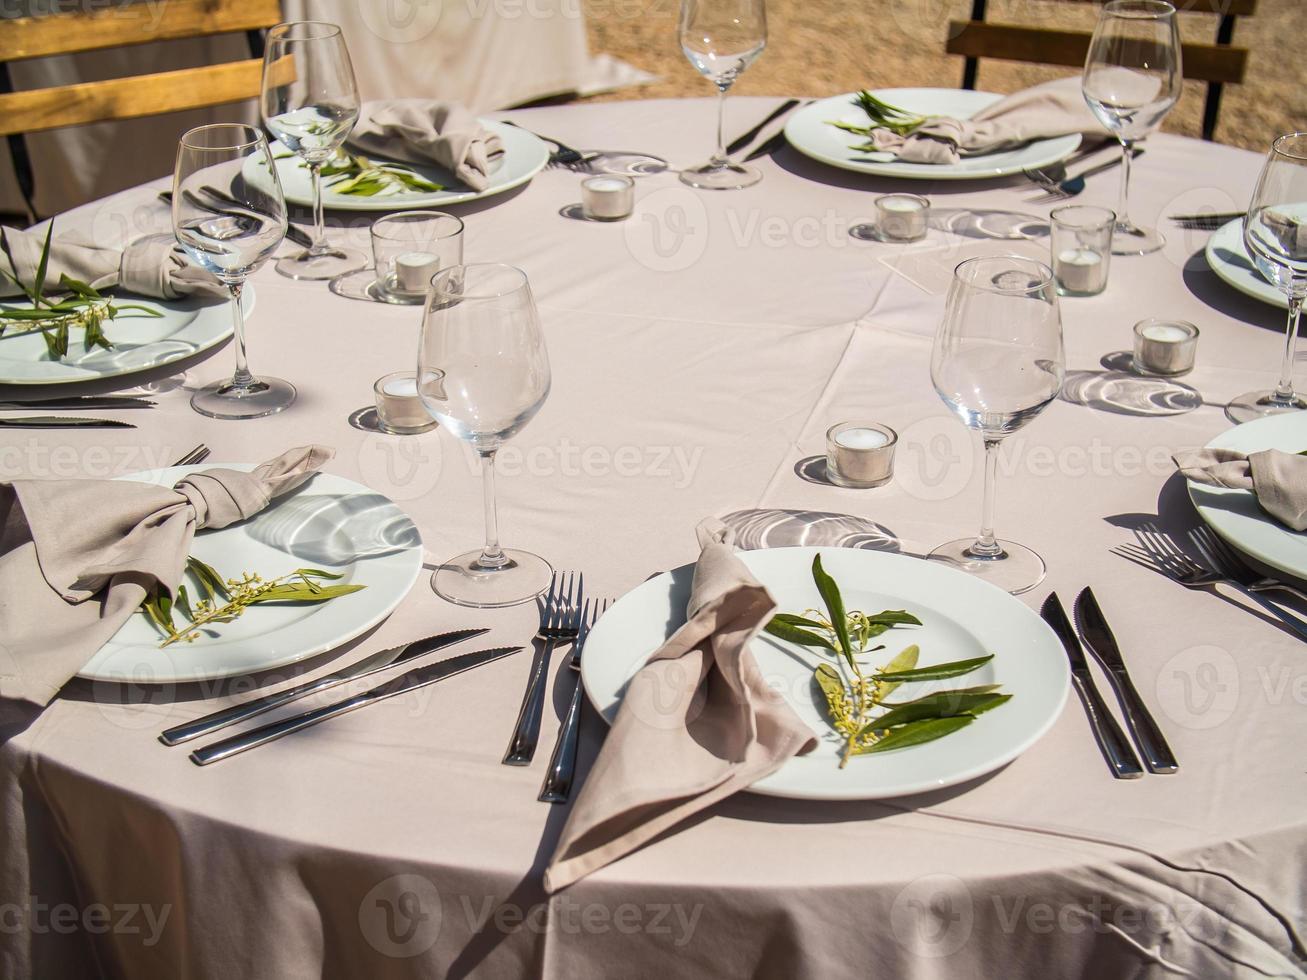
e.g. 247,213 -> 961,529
476,449 -> 509,570
308,161 -> 328,254
970,437 -> 1004,559
227,281 -> 254,389
1116,138 -> 1136,233
712,84 -> 730,165
1272,294 -> 1305,406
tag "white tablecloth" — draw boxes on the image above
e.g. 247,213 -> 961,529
1,98 -> 1304,979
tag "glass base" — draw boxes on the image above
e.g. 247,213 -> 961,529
275,246 -> 367,281
1225,389 -> 1307,424
191,376 -> 297,420
431,548 -> 552,608
680,158 -> 762,190
1112,222 -> 1165,256
927,538 -> 1047,595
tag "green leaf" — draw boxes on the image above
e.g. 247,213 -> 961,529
811,554 -> 852,667
250,582 -> 367,603
873,644 -> 920,700
32,221 -> 53,302
186,556 -> 230,602
861,691 -> 1010,735
858,715 -> 975,754
866,610 -> 922,628
877,654 -> 994,683
764,617 -> 836,651
293,567 -> 346,580
58,273 -> 102,300
41,322 -> 68,359
0,228 -> 38,303
110,303 -> 164,317
174,584 -> 193,620
0,308 -> 62,320
813,663 -> 848,725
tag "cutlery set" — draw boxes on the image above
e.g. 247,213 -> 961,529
0,394 -> 154,429
1023,145 -> 1143,201
1040,589 -> 1177,779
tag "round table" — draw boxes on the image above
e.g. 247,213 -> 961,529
2,98 -> 1304,979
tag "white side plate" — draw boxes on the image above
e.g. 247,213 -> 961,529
1205,217 -> 1288,310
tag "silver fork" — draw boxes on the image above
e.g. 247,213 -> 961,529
504,571 -> 584,765
173,444 -> 210,466
539,597 -> 610,803
1111,523 -> 1307,639
1189,526 -> 1307,605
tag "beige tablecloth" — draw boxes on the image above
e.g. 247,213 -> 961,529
1,98 -> 1304,979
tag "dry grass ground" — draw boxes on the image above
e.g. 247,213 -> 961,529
580,0 -> 1305,151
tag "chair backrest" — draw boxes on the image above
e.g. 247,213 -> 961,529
945,0 -> 1257,141
0,0 -> 283,138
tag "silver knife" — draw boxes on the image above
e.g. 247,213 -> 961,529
160,628 -> 489,745
190,645 -> 522,765
0,416 -> 135,428
727,98 -> 799,156
0,397 -> 155,410
1074,588 -> 1178,774
1040,593 -> 1143,779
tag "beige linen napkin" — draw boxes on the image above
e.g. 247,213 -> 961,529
544,519 -> 818,893
862,77 -> 1104,165
1175,448 -> 1307,531
0,228 -> 224,301
0,446 -> 333,707
349,100 -> 504,191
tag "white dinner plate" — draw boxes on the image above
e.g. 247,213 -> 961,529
783,89 -> 1082,181
1188,412 -> 1307,579
79,465 -> 423,684
1204,217 -> 1288,310
0,289 -> 241,385
582,546 -> 1069,801
246,120 -> 550,212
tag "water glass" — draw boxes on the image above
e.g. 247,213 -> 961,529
371,211 -> 464,304
1050,205 -> 1115,296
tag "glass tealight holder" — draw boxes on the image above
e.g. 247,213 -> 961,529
373,371 -> 439,434
1133,318 -> 1199,377
875,193 -> 930,242
826,421 -> 897,488
371,211 -> 464,305
581,175 -> 635,221
1050,205 -> 1115,297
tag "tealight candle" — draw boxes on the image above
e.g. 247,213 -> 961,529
1050,204 -> 1115,297
1053,247 -> 1106,295
373,371 -> 438,434
875,194 -> 929,242
1133,318 -> 1199,376
581,175 -> 635,221
394,251 -> 441,295
826,421 -> 898,488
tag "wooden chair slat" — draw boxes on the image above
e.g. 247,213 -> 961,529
1051,0 -> 1256,14
0,0 -> 283,62
945,21 -> 1249,85
0,61 -> 263,137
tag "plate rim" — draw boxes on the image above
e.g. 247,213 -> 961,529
259,118 -> 550,212
0,287 -> 242,387
783,88 -> 1082,181
1204,216 -> 1288,310
581,545 -> 1070,801
77,463 -> 423,683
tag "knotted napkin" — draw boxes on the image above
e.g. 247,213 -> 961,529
861,77 -> 1103,165
1175,448 -> 1307,531
544,519 -> 817,893
0,227 -> 225,301
0,446 -> 334,707
349,100 -> 504,191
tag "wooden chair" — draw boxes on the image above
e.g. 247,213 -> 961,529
945,0 -> 1257,141
0,0 -> 283,219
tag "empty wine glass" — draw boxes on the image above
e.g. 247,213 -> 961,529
172,124 -> 292,420
261,21 -> 365,280
418,264 -> 553,607
679,0 -> 767,190
1082,0 -> 1181,256
930,255 -> 1066,594
1227,132 -> 1307,423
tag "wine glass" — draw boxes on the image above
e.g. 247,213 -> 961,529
678,0 -> 767,190
929,255 -> 1066,595
172,124 -> 292,420
418,264 -> 553,607
261,21 -> 366,280
1082,0 -> 1181,256
1227,133 -> 1307,423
